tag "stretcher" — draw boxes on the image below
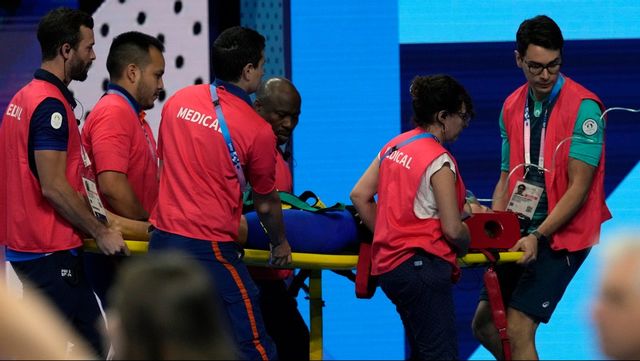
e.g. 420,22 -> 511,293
84,240 -> 522,359
84,205 -> 524,360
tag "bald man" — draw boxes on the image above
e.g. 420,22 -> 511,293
593,236 -> 640,360
254,77 -> 301,180
249,77 -> 309,360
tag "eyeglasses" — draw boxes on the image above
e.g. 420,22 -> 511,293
522,58 -> 562,76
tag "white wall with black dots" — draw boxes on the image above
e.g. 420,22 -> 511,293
71,0 -> 209,137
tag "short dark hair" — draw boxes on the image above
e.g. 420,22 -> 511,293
212,26 -> 265,82
106,31 -> 165,79
37,7 -> 94,61
516,15 -> 564,57
410,74 -> 474,128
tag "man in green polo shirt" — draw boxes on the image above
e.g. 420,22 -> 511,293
471,15 -> 611,360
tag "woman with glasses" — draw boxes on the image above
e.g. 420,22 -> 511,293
472,15 -> 610,360
350,74 -> 474,360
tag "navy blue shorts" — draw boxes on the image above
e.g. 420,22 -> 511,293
149,229 -> 276,360
378,252 -> 458,360
479,240 -> 590,323
10,250 -> 104,355
83,252 -> 126,308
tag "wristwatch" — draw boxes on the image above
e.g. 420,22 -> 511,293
530,229 -> 548,242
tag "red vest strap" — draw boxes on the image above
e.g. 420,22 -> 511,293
355,241 -> 378,299
477,249 -> 512,360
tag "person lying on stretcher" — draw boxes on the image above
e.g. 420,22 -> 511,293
103,189 -> 491,245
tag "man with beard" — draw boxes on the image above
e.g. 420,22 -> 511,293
81,31 -> 165,306
0,7 -> 127,357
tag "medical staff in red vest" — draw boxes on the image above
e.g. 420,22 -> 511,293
472,15 -> 611,360
0,7 -> 127,356
350,74 -> 473,360
83,31 -> 163,222
81,31 -> 165,306
148,26 -> 291,361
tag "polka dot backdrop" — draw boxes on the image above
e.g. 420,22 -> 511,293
71,0 -> 210,137
240,0 -> 286,78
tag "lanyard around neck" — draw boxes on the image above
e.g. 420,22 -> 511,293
523,75 -> 563,169
210,85 -> 246,191
380,132 -> 437,166
107,89 -> 158,164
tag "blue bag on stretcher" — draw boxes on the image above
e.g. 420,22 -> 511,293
243,191 -> 362,254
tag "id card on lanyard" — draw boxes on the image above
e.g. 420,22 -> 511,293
80,146 -> 108,223
506,75 -> 563,221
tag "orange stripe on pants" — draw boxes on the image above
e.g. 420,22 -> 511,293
211,242 -> 269,361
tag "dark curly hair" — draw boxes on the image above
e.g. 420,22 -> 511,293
409,74 -> 474,128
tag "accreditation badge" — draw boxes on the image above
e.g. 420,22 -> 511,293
506,180 -> 544,221
82,177 -> 108,223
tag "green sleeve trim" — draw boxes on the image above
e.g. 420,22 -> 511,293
499,107 -> 510,172
569,99 -> 604,167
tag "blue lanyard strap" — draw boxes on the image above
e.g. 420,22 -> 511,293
380,132 -> 437,166
210,85 -> 246,191
107,89 -> 157,164
106,88 -> 138,113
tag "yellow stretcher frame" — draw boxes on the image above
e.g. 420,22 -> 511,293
84,240 -> 522,360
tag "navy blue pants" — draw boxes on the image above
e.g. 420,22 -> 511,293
379,252 -> 458,360
83,252 -> 126,308
10,250 -> 104,356
255,278 -> 310,360
149,229 -> 277,360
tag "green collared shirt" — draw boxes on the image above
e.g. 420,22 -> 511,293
498,81 -> 604,231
